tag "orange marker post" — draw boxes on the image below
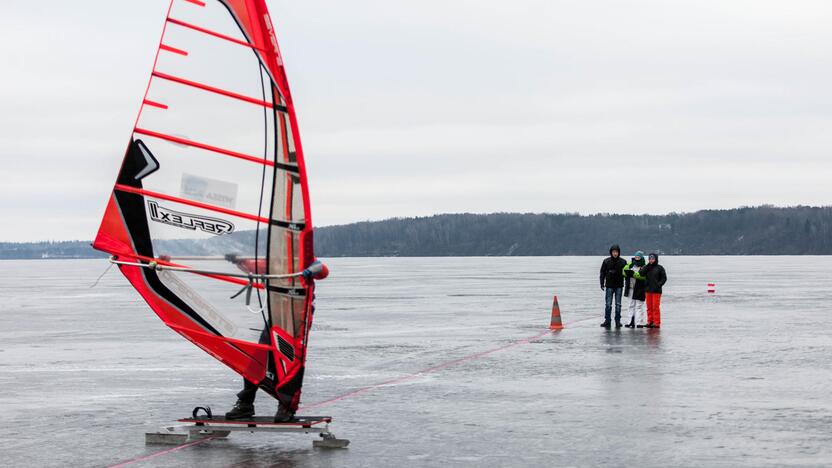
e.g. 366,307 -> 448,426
549,295 -> 564,330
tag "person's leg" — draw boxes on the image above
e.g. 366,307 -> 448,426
635,299 -> 647,326
645,293 -> 654,326
237,379 -> 258,404
227,328 -> 270,419
626,299 -> 637,327
603,287 -> 613,325
226,379 -> 257,419
614,288 -> 623,325
654,294 -> 662,327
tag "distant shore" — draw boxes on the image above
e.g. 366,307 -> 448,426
3,205 -> 831,259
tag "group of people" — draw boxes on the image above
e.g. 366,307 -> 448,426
599,244 -> 667,329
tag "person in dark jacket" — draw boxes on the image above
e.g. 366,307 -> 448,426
623,251 -> 647,328
599,244 -> 627,328
639,253 -> 667,328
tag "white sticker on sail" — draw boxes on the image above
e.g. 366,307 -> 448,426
180,173 -> 239,209
158,270 -> 239,337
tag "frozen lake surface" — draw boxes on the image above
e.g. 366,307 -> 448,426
1,256 -> 831,467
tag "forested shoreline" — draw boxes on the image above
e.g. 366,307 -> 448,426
314,205 -> 831,256
2,205 -> 830,259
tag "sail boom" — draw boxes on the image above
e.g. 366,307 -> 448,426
116,252 -> 269,290
109,257 -> 304,281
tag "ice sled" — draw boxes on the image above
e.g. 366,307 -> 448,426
145,408 -> 349,448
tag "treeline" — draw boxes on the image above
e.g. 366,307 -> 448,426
0,241 -> 108,260
2,205 -> 831,259
314,206 -> 832,256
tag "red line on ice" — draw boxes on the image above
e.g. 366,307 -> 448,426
106,437 -> 215,468
106,317 -> 594,466
302,316 -> 594,410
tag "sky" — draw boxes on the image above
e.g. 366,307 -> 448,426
1,0 -> 831,242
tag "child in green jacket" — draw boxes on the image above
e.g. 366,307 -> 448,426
623,251 -> 647,328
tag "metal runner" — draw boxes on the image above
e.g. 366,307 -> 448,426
145,414 -> 349,448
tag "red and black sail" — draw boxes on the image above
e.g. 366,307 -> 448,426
93,0 -> 317,411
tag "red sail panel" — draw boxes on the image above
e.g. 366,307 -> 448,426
93,0 -> 317,411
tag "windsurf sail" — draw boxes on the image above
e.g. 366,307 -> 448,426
93,0 -> 325,412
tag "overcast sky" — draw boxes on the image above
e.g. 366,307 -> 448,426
1,1 -> 830,242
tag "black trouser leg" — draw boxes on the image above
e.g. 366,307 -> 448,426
237,379 -> 258,404
604,287 -> 613,323
236,327 -> 272,404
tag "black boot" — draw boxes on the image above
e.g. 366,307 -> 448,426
600,321 -> 611,328
615,321 -> 622,328
273,403 -> 295,423
625,318 -> 635,328
225,400 -> 255,420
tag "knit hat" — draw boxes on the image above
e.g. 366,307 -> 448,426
634,251 -> 645,259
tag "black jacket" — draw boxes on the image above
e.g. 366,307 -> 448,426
623,259 -> 646,301
600,246 -> 627,289
640,256 -> 667,294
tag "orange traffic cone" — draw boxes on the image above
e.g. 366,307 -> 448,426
549,295 -> 564,330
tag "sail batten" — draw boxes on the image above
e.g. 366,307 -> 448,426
159,43 -> 189,56
132,127 -> 297,169
113,184 -> 273,224
151,71 -> 284,109
167,17 -> 269,52
142,99 -> 169,110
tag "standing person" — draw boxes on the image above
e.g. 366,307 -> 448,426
623,251 -> 647,328
599,244 -> 627,328
640,253 -> 667,328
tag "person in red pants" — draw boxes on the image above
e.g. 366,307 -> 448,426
640,253 -> 667,328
